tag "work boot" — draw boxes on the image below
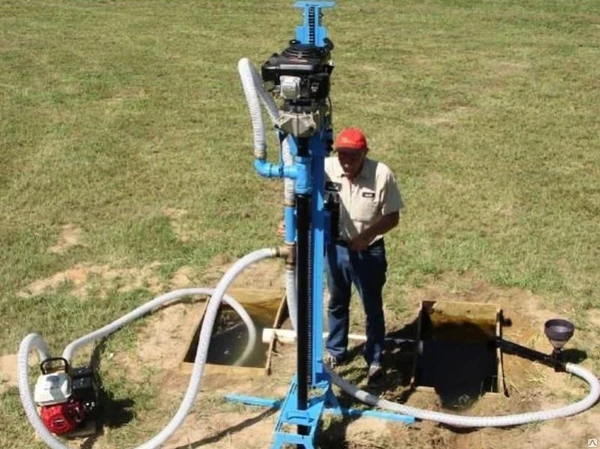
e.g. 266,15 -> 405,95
367,362 -> 384,384
323,352 -> 347,369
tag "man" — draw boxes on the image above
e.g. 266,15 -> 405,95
324,127 -> 403,382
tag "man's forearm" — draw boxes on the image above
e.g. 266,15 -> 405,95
361,211 -> 400,241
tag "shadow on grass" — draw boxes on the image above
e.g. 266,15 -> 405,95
91,339 -> 136,429
334,318 -> 419,408
317,415 -> 358,449
170,408 -> 278,449
559,348 -> 587,364
64,339 -> 136,448
79,433 -> 102,449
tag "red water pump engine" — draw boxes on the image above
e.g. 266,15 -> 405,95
34,358 -> 99,436
39,399 -> 84,434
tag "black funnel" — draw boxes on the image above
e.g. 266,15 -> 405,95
544,319 -> 574,350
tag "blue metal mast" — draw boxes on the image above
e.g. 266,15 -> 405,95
230,4 -> 414,447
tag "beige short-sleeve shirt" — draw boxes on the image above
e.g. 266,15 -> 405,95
324,156 -> 404,243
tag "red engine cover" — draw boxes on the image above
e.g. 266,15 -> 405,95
40,400 -> 84,435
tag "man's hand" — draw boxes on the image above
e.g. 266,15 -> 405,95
348,212 -> 399,251
349,233 -> 371,251
277,220 -> 285,238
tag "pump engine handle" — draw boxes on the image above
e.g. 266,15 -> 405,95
40,357 -> 70,375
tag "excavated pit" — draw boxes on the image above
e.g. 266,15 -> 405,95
180,288 -> 286,376
411,300 -> 507,409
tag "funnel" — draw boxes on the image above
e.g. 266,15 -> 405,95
544,319 -> 574,351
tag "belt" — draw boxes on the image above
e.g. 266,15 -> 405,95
334,238 -> 384,249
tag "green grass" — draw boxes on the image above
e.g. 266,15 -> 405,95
1,0 -> 599,447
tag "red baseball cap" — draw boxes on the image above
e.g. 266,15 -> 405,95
334,128 -> 368,151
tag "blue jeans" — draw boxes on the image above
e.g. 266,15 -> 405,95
325,240 -> 387,365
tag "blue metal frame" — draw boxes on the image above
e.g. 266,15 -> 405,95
225,393 -> 416,425
295,1 -> 335,46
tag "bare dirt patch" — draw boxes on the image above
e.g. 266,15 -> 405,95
163,407 -> 279,449
17,263 -> 163,299
587,309 -> 600,329
112,302 -> 199,381
201,254 -> 286,290
49,224 -> 84,254
169,265 -> 198,289
0,354 -> 18,394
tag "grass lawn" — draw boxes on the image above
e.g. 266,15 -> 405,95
1,1 -> 599,448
